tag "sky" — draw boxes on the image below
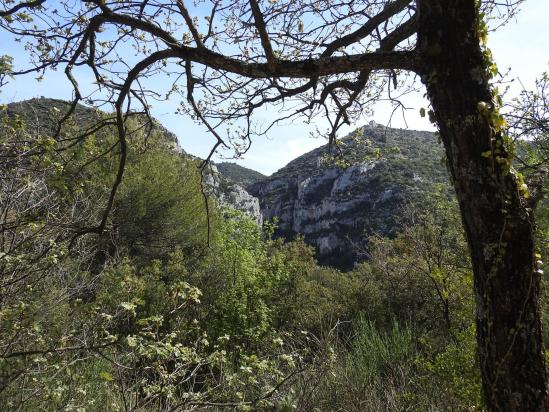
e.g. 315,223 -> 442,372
1,0 -> 548,175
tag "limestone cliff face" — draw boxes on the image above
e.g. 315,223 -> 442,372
205,164 -> 263,225
246,124 -> 448,269
217,183 -> 262,226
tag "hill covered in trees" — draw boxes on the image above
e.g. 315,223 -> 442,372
215,162 -> 267,187
0,98 -> 546,411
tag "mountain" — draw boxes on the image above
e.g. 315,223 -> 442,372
2,98 -> 262,222
4,97 -> 181,151
246,122 -> 450,269
215,162 -> 266,187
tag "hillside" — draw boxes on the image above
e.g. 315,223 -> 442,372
4,97 -> 181,150
248,122 -> 450,269
2,98 -> 262,222
215,162 -> 266,187
4,99 -> 450,269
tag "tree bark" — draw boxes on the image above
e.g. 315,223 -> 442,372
417,1 -> 548,410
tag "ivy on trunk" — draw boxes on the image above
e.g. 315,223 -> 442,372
417,1 -> 548,410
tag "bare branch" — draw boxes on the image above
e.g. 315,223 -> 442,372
249,0 -> 277,71
0,0 -> 44,17
176,0 -> 204,48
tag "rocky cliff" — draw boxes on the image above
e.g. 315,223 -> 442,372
245,123 -> 449,269
205,164 -> 263,225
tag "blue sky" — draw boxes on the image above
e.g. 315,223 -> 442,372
1,0 -> 548,175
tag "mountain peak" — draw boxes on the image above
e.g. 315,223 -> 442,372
247,124 -> 448,269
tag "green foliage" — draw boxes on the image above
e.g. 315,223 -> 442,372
114,148 -> 210,261
0,103 -> 299,409
4,98 -> 541,411
190,211 -> 290,351
0,55 -> 13,89
300,319 -> 418,411
345,318 -> 416,386
275,237 -> 364,333
417,325 -> 483,411
363,189 -> 474,340
216,161 -> 267,188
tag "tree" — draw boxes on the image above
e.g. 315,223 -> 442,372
367,190 -> 473,338
1,0 -> 547,409
0,113 -> 304,409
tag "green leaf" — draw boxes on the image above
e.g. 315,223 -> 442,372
99,371 -> 114,381
127,335 -> 138,347
120,302 -> 136,311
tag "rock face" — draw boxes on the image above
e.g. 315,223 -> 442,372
246,123 -> 449,269
217,182 -> 263,226
205,164 -> 263,225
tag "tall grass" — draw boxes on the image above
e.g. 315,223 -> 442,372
292,318 -> 418,411
291,318 -> 483,411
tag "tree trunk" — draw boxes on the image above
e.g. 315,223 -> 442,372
417,1 -> 548,410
